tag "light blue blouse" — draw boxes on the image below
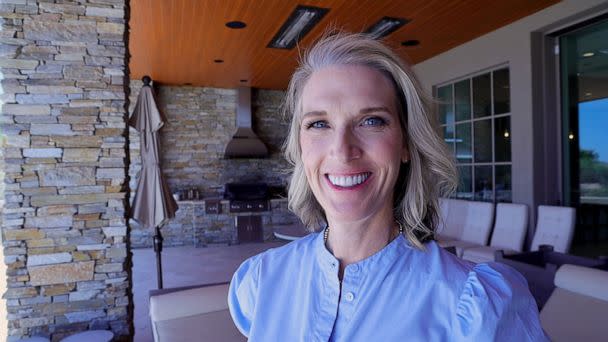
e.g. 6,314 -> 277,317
228,232 -> 548,341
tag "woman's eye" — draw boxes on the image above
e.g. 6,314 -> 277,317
305,120 -> 329,129
362,117 -> 387,127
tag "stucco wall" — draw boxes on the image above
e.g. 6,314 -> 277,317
413,0 -> 608,246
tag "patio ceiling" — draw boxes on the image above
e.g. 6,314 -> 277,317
129,0 -> 559,90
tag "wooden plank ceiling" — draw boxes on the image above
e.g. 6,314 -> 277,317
129,0 -> 559,90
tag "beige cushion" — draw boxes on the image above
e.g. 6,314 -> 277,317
554,264 -> 608,302
154,309 -> 245,342
461,246 -> 517,263
460,201 -> 494,245
436,199 -> 468,240
541,288 -> 608,342
150,283 -> 245,342
540,265 -> 608,342
436,200 -> 494,248
60,331 -> 113,342
531,205 -> 576,253
438,200 -> 494,257
490,203 -> 528,252
436,198 -> 450,237
439,240 -> 481,257
460,203 -> 526,263
150,284 -> 229,322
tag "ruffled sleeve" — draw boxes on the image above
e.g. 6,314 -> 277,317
454,262 -> 549,341
227,255 -> 261,337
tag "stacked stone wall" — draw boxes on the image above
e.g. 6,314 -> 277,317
128,84 -> 295,247
0,1 -> 131,340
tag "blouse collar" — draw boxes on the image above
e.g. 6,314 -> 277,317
314,230 -> 411,275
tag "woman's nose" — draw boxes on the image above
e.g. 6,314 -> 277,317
331,127 -> 361,161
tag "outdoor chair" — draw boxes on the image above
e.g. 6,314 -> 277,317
435,197 -> 450,237
540,264 -> 608,341
149,282 -> 245,342
438,201 -> 494,257
462,203 -> 528,263
435,198 -> 468,244
530,205 -> 576,253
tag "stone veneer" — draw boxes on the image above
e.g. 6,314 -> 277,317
128,82 -> 297,247
0,1 -> 131,341
157,198 -> 300,247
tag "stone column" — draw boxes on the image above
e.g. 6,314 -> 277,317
0,1 -> 131,340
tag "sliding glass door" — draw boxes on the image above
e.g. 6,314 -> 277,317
560,19 -> 608,243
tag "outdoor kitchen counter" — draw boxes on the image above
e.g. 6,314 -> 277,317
171,198 -> 300,247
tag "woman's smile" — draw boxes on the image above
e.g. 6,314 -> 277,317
326,172 -> 372,189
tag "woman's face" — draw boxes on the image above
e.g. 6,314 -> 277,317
299,64 -> 408,224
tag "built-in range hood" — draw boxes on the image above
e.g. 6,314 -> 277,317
224,87 -> 269,158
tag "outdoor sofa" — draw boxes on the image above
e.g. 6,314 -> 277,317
149,282 -> 245,342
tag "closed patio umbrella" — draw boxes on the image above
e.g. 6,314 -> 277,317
129,75 -> 178,289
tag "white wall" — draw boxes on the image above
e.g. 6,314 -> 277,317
413,0 -> 608,246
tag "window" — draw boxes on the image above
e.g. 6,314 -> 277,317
437,67 -> 512,202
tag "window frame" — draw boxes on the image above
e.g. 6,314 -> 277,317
435,64 -> 512,202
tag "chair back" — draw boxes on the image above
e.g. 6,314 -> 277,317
531,205 -> 576,253
436,198 -> 449,234
540,264 -> 608,341
490,203 -> 528,251
436,199 -> 468,240
460,201 -> 494,245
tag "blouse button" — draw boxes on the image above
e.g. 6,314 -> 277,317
345,292 -> 355,302
349,264 -> 359,273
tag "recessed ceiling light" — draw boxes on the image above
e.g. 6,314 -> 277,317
226,21 -> 247,29
214,59 -> 224,63
401,39 -> 420,47
365,17 -> 408,39
268,5 -> 329,49
582,52 -> 595,57
585,92 -> 592,96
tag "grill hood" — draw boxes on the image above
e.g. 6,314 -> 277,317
224,87 -> 269,158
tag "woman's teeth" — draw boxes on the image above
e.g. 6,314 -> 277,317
328,173 -> 370,187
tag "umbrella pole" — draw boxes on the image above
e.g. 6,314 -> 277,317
153,226 -> 164,289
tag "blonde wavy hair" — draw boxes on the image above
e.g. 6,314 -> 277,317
283,32 -> 457,249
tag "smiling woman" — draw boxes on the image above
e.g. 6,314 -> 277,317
284,33 -> 456,250
298,64 -> 409,252
228,32 -> 548,341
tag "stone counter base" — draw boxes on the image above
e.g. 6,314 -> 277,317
130,199 -> 301,248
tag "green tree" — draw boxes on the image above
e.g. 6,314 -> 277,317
580,149 -> 608,197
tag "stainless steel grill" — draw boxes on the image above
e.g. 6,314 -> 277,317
224,183 -> 269,213
224,183 -> 270,243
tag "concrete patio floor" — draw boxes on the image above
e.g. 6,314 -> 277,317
132,241 -> 287,342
